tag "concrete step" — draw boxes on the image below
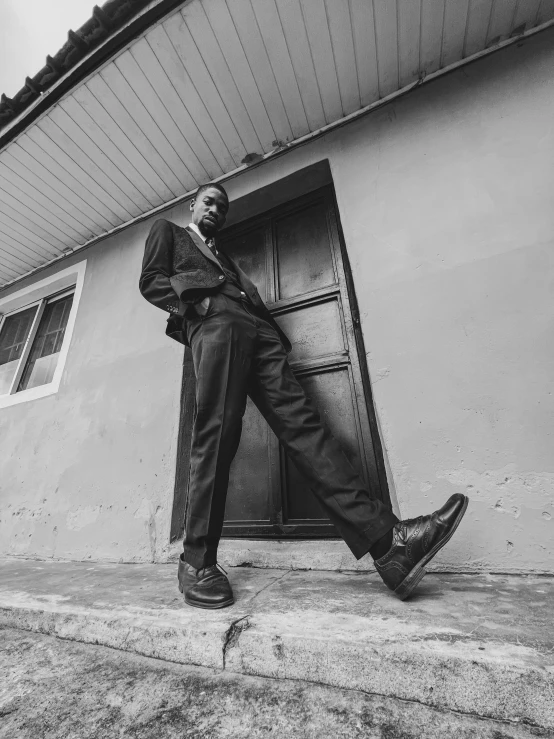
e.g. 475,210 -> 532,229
2,626 -> 548,739
169,537 -> 379,572
0,559 -> 552,732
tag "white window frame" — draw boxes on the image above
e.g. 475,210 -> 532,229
0,260 -> 86,409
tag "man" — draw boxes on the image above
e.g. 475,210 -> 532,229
140,183 -> 468,609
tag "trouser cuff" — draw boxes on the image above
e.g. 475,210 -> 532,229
349,511 -> 399,560
182,544 -> 218,570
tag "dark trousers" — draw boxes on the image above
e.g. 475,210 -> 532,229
183,293 -> 398,569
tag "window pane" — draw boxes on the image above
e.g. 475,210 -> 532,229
0,306 -> 38,395
18,294 -> 74,392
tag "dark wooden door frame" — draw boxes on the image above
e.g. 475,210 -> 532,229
171,185 -> 391,542
329,187 -> 391,502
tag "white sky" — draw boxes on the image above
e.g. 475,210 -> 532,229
0,0 -> 96,98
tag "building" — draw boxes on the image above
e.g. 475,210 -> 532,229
0,0 -> 553,575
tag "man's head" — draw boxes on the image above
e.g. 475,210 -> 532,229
190,183 -> 229,237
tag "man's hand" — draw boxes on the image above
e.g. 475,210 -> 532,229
195,296 -> 211,316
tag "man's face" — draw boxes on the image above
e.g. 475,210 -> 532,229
190,187 -> 229,237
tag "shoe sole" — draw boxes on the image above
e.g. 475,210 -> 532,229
394,495 -> 469,601
179,580 -> 235,609
184,594 -> 235,609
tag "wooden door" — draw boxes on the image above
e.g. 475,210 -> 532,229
171,186 -> 389,541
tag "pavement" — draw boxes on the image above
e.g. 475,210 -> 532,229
1,627 -> 548,739
0,559 -> 553,735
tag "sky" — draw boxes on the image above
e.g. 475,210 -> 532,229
0,0 -> 96,98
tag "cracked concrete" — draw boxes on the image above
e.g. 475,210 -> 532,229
3,627 -> 549,739
0,559 -> 552,731
220,573 -> 290,668
222,616 -> 252,669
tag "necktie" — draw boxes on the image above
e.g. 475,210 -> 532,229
206,237 -> 216,255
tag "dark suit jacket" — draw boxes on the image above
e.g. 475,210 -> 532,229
139,219 -> 291,352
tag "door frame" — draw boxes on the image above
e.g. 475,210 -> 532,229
170,184 -> 391,541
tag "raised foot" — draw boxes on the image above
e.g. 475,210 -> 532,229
375,493 -> 469,600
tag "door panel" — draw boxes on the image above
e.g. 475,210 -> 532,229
274,297 -> 346,364
225,397 -> 272,522
275,201 -> 336,299
227,225 -> 270,303
284,367 -> 364,522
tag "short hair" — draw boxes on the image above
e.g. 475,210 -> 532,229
194,182 -> 228,202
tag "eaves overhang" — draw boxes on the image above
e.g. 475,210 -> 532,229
1,0 -> 553,291
0,0 -> 190,142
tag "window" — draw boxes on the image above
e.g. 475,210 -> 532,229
0,260 -> 86,408
0,290 -> 74,397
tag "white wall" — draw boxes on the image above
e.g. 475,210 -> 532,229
331,32 -> 554,573
0,215 -> 186,562
1,29 -> 553,571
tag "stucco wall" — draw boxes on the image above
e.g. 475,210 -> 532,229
0,215 -> 187,562
1,29 -> 553,571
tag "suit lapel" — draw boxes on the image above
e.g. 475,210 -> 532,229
185,226 -> 262,305
185,226 -> 221,270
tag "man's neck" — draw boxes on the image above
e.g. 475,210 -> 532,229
188,222 -> 216,243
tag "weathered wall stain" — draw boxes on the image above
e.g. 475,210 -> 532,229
66,506 -> 101,531
430,465 -> 553,571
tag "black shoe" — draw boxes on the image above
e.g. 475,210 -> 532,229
178,555 -> 234,609
374,493 -> 469,600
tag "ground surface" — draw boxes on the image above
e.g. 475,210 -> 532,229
0,627 -> 548,739
1,560 -> 553,732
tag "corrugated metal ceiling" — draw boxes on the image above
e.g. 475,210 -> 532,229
1,0 -> 553,289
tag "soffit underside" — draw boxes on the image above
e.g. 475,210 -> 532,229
0,0 -> 553,289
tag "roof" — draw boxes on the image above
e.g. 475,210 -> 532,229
0,0 -> 553,291
0,0 -> 186,137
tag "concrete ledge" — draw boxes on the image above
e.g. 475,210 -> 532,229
0,560 -> 552,731
169,538 -> 497,574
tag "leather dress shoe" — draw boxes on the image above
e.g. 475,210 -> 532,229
375,493 -> 468,600
178,555 -> 234,609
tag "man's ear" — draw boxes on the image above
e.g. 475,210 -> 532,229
190,199 -> 195,212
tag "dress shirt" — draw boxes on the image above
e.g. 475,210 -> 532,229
188,222 -> 209,244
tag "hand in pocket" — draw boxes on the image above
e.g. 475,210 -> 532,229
195,296 -> 211,316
